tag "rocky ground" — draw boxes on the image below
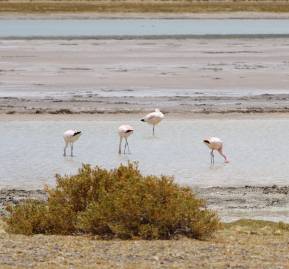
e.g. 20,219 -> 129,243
197,185 -> 289,222
0,189 -> 47,217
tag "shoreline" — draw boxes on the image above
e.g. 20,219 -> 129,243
2,112 -> 289,121
2,185 -> 289,223
2,93 -> 289,115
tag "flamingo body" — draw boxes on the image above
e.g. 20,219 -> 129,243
203,137 -> 223,151
141,108 -> 164,135
63,129 -> 81,157
118,124 -> 134,154
203,137 -> 229,164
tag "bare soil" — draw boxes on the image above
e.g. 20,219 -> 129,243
0,219 -> 288,269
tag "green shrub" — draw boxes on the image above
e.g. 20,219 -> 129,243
5,163 -> 220,239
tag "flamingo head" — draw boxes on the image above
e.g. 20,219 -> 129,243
73,130 -> 82,137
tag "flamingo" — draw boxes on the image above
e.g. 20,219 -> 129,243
203,137 -> 229,164
141,108 -> 164,135
118,124 -> 134,154
63,130 -> 82,157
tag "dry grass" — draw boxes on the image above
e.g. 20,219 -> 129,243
5,163 -> 220,239
224,219 -> 289,233
0,218 -> 289,268
1,1 -> 289,13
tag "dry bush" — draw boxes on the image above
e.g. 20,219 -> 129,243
5,201 -> 49,235
5,163 -> 220,239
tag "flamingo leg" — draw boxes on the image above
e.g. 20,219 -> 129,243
125,138 -> 131,154
210,150 -> 214,165
63,143 -> 68,157
124,139 -> 127,154
118,137 -> 123,154
153,125 -> 155,136
218,149 -> 229,163
71,143 -> 74,157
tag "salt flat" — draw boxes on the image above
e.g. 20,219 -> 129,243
1,38 -> 289,114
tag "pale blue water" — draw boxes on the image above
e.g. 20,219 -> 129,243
1,19 -> 289,37
1,118 -> 289,189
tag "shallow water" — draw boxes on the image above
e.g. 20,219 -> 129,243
1,118 -> 289,189
1,19 -> 289,37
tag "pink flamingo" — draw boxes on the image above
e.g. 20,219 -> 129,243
203,137 -> 229,164
118,124 -> 134,154
63,129 -> 82,157
141,108 -> 164,136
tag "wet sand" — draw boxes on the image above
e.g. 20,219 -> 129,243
1,38 -> 289,114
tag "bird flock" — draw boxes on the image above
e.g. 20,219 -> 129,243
63,108 -> 229,164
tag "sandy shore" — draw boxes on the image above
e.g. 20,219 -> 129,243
1,38 -> 289,115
